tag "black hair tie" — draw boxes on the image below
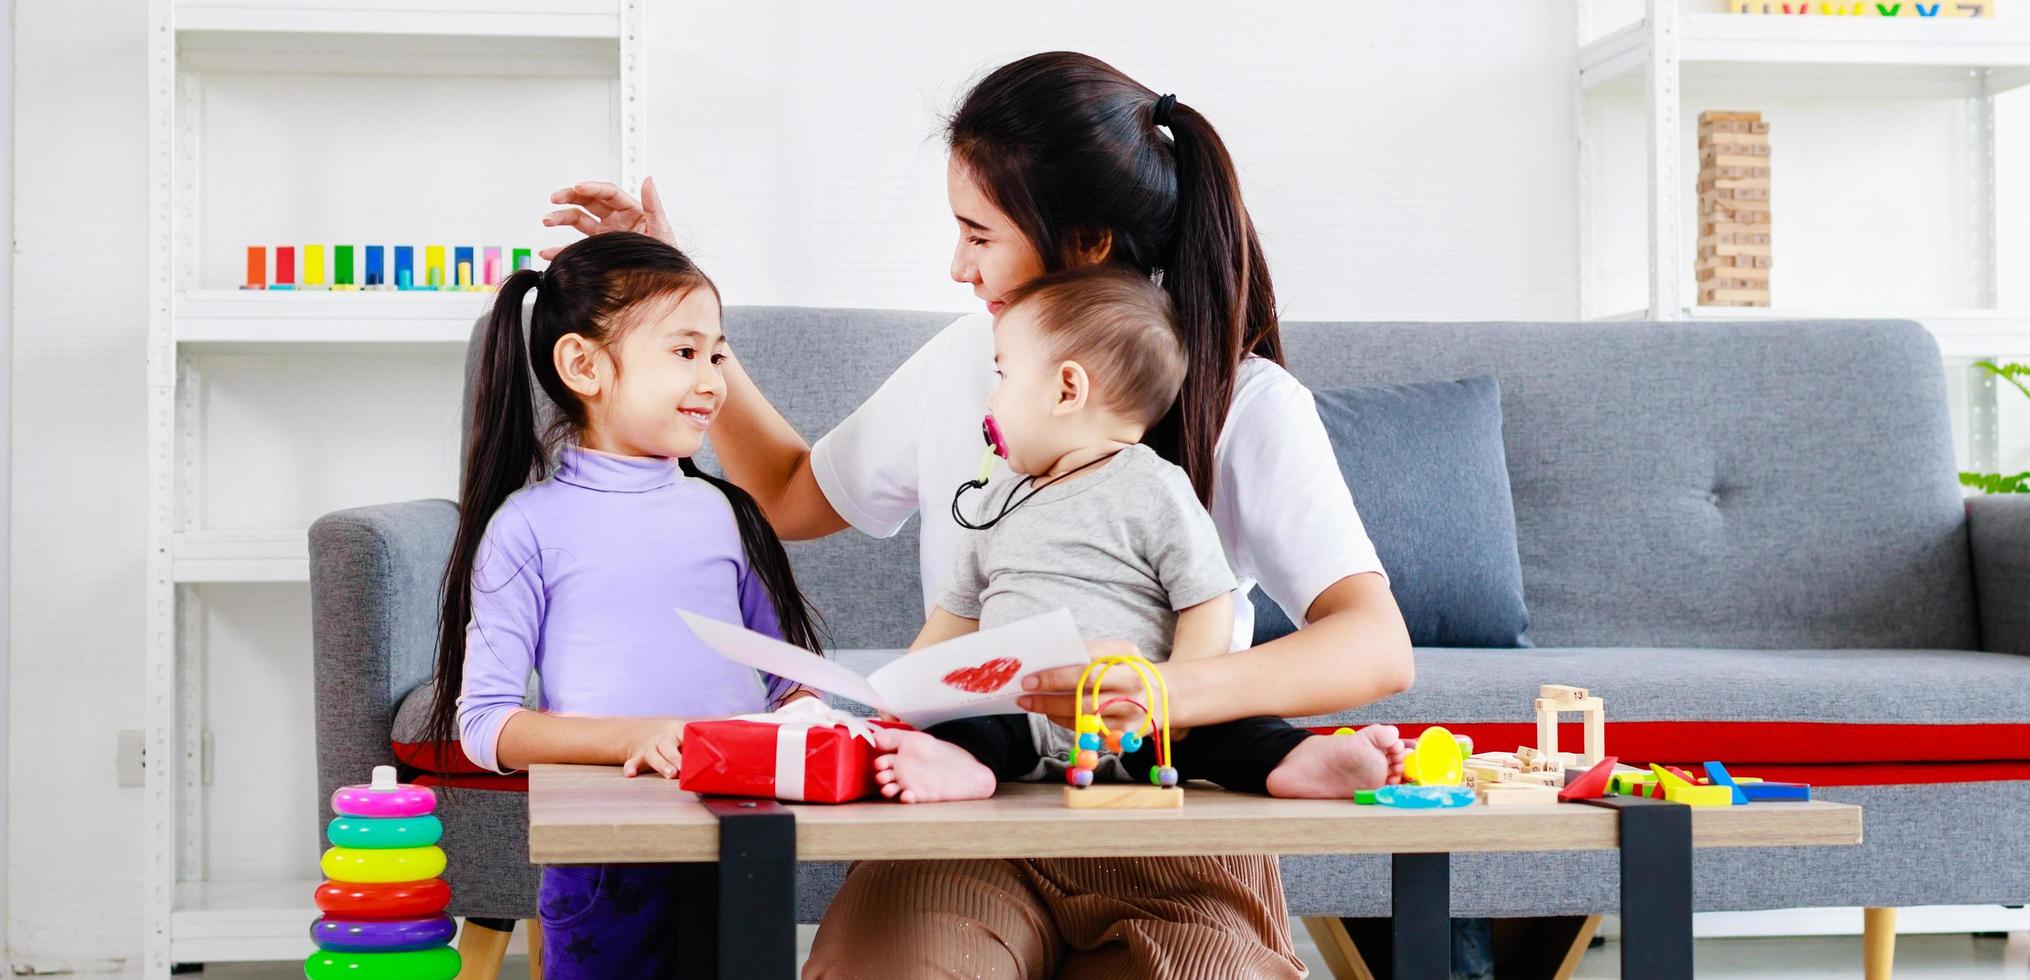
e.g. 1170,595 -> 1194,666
1152,93 -> 1177,128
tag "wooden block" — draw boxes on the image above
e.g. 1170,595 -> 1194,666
1700,110 -> 1762,123
1477,783 -> 1560,806
1538,684 -> 1589,702
1517,771 -> 1563,787
1465,763 -> 1515,784
1583,709 -> 1606,768
1697,176 -> 1771,193
1697,239 -> 1771,256
1663,783 -> 1735,807
1696,261 -> 1771,280
1536,708 -> 1558,759
1063,784 -> 1184,809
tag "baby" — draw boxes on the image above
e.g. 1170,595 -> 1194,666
869,265 -> 1405,802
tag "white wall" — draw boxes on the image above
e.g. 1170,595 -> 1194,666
5,0 -> 2029,971
9,0 -> 146,971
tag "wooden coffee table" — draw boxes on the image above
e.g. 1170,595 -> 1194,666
528,764 -> 1862,979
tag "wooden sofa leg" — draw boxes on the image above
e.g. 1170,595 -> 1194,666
1864,906 -> 1897,980
525,919 -> 544,980
455,917 -> 515,980
1300,916 -> 1377,980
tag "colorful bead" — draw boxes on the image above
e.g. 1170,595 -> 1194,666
320,845 -> 447,884
326,815 -> 442,850
303,946 -> 460,980
1155,766 -> 1179,788
1119,730 -> 1143,753
1077,732 -> 1101,751
1067,767 -> 1094,787
1333,727 -> 1357,736
311,915 -> 456,953
314,878 -> 452,919
1102,731 -> 1122,753
1076,716 -> 1103,735
1075,750 -> 1099,770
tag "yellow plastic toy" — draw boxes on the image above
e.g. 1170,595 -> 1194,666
1403,725 -> 1466,787
1063,654 -> 1181,808
319,844 -> 447,884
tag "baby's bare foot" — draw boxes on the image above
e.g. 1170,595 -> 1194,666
870,729 -> 997,804
1265,725 -> 1402,799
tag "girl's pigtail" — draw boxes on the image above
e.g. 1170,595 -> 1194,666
423,268 -> 546,773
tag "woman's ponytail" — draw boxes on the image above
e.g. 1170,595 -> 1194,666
423,267 -> 546,772
1151,98 -> 1271,506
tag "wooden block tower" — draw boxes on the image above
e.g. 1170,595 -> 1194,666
1696,110 -> 1771,307
1535,684 -> 1607,769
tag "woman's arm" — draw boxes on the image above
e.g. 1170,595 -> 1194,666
713,354 -> 849,540
1019,572 -> 1411,729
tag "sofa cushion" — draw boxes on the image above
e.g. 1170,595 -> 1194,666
1283,645 -> 2030,783
1253,376 -> 1529,648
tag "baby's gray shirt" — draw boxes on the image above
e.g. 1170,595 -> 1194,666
940,443 -> 1237,778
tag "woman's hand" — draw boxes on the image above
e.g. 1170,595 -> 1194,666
540,177 -> 675,259
621,717 -> 688,779
1015,640 -> 1170,731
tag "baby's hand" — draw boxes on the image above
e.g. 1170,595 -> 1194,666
622,718 -> 688,779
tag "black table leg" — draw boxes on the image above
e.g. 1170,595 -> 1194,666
1391,852 -> 1451,980
1578,795 -> 1693,979
676,799 -> 796,980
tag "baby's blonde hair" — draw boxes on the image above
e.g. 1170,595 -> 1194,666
999,266 -> 1185,429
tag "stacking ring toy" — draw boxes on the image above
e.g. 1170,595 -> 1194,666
333,782 -> 436,819
314,878 -> 452,919
304,945 -> 460,980
312,915 -> 456,953
320,845 -> 446,884
327,815 -> 443,849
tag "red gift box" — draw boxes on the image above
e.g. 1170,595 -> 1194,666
679,712 -> 904,804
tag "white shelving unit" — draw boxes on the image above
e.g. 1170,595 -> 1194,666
1576,0 -> 2030,473
142,2 -> 645,974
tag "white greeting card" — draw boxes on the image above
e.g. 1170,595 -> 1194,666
676,607 -> 1089,729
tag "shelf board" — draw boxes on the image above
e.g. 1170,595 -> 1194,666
174,2 -> 620,77
174,0 -> 619,40
1581,14 -> 2030,96
171,876 -> 319,963
172,530 -> 310,583
177,290 -> 484,347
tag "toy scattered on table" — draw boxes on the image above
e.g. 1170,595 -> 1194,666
241,244 -> 538,292
1696,110 -> 1772,307
1063,654 -> 1182,809
305,765 -> 460,980
1729,1 -> 1991,16
1536,683 -> 1607,768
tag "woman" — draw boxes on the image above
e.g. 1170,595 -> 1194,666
544,51 -> 1413,979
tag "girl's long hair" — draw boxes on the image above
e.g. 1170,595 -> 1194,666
948,51 -> 1281,506
422,232 -> 824,771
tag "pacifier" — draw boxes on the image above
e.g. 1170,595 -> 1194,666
974,414 -> 1009,485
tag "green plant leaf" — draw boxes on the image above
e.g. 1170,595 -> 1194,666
1973,360 -> 2030,403
1960,470 -> 2030,494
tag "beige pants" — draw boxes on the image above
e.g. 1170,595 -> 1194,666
803,856 -> 1306,979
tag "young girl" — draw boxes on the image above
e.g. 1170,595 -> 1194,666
419,231 -> 823,977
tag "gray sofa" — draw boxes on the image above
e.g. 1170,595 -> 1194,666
311,309 -> 2030,926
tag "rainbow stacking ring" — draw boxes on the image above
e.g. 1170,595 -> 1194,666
332,782 -> 436,819
303,946 -> 460,980
313,878 -> 452,919
320,845 -> 447,884
312,915 -> 457,953
326,815 -> 443,849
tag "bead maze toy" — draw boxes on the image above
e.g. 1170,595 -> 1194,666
242,244 -> 536,292
306,766 -> 461,980
1063,654 -> 1182,809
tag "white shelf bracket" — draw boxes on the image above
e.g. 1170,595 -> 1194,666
1646,0 -> 1685,319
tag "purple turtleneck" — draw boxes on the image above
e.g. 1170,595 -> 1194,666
456,445 -> 791,773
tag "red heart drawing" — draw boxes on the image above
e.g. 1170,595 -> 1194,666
942,658 -> 1021,694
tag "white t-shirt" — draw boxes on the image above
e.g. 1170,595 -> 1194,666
809,311 -> 1388,651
